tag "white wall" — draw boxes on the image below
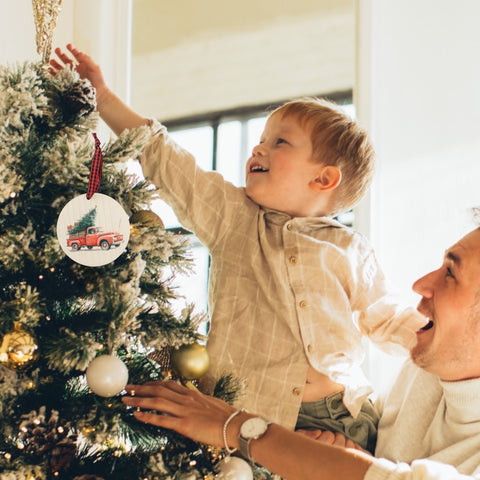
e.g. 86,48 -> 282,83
0,0 -> 64,64
357,0 -> 480,386
130,1 -> 355,119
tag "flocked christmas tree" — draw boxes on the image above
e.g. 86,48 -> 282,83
0,10 -> 250,479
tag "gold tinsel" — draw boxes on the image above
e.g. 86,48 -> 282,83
31,0 -> 63,64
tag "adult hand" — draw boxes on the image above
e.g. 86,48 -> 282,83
122,380 -> 240,448
296,429 -> 365,451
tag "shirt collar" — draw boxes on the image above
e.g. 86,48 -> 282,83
261,207 -> 347,230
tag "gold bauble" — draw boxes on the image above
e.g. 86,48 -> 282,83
170,343 -> 210,380
129,210 -> 164,229
0,326 -> 39,370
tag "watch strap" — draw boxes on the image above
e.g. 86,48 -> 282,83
238,433 -> 251,461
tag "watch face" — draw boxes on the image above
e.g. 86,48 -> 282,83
240,417 -> 269,439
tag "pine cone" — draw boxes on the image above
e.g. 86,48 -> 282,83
49,438 -> 77,474
18,407 -> 77,473
60,78 -> 96,121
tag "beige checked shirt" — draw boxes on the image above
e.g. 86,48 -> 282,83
140,124 -> 426,429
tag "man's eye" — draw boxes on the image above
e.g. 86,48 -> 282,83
446,266 -> 454,278
276,138 -> 287,145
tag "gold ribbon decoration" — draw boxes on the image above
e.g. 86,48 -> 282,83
31,0 -> 63,64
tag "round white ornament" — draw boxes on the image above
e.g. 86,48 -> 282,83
86,355 -> 129,397
56,193 -> 130,267
217,457 -> 253,480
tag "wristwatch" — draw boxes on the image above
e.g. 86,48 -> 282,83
238,417 -> 272,463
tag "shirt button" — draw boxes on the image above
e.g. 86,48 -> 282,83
292,387 -> 302,396
286,223 -> 293,231
299,300 -> 307,308
289,255 -> 297,265
307,344 -> 313,353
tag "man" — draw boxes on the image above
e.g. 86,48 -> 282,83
123,226 -> 480,480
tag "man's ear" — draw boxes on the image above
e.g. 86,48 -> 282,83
310,165 -> 342,192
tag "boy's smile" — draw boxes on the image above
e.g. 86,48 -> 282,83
249,161 -> 268,173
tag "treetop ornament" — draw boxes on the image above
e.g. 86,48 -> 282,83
31,0 -> 63,65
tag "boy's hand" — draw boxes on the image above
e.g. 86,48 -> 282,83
50,44 -> 148,134
50,44 -> 108,101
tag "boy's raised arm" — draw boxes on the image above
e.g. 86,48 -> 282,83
50,44 -> 149,136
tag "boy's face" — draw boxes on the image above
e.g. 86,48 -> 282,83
245,113 -> 323,216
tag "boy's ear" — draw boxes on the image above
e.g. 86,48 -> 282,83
310,165 -> 342,192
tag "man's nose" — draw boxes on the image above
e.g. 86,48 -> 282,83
412,270 -> 436,298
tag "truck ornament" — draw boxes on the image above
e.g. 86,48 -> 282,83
56,193 -> 130,267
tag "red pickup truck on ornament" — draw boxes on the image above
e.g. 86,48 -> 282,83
67,226 -> 123,251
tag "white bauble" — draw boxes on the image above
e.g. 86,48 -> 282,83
217,457 -> 253,480
86,355 -> 128,397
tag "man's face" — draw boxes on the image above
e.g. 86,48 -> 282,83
411,228 -> 480,380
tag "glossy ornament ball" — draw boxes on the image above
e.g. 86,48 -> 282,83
130,210 -> 164,229
218,457 -> 253,480
170,342 -> 210,380
0,327 -> 39,370
86,355 -> 129,397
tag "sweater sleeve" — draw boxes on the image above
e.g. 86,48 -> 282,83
365,458 -> 479,480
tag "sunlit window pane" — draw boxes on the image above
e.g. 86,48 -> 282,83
247,116 -> 268,157
217,121 -> 243,186
168,240 -> 210,331
170,126 -> 214,171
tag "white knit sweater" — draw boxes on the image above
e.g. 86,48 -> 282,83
365,360 -> 480,480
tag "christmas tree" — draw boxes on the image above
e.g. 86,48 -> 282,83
0,58 -> 247,479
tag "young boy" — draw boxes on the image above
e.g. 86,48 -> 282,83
51,45 -> 426,453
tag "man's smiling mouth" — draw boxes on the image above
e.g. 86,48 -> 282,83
419,319 -> 434,331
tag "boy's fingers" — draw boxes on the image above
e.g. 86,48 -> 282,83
52,47 -> 75,67
66,44 -> 84,62
49,59 -> 62,70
